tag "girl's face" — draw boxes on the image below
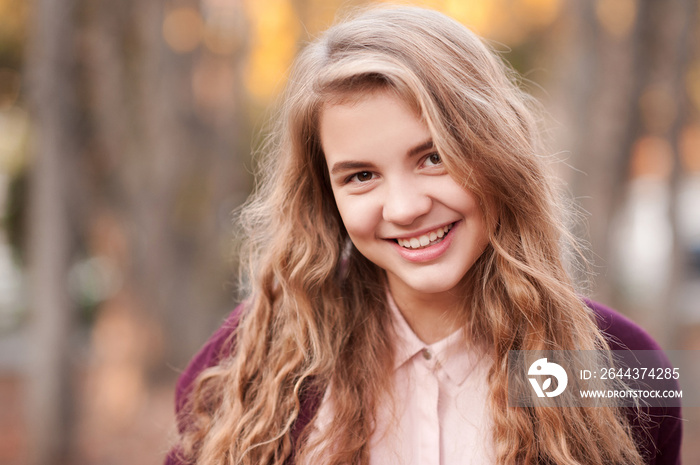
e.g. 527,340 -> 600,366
320,91 -> 489,308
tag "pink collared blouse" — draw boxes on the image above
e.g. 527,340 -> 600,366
309,293 -> 495,464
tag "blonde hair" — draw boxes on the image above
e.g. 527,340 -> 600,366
180,6 -> 644,465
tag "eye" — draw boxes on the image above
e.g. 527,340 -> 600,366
423,152 -> 442,167
348,171 -> 374,183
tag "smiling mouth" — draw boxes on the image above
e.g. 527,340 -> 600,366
393,222 -> 455,250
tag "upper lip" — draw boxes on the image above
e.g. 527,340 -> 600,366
384,221 -> 457,240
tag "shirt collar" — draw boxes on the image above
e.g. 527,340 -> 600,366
387,290 -> 483,386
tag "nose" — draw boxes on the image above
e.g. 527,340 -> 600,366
382,177 -> 432,225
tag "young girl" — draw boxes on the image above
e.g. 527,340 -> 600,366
166,6 -> 682,465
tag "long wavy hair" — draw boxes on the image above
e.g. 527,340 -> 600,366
180,6 -> 644,465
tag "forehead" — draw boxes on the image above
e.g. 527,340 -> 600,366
319,90 -> 431,163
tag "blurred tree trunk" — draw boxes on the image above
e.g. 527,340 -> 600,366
129,0 -> 251,372
563,0 -> 647,303
133,0 -> 220,370
646,0 -> 696,344
562,0 -> 695,333
26,0 -> 254,460
84,0 -> 251,376
25,0 -> 79,463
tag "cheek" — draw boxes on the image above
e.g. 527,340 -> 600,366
443,183 -> 480,215
333,195 -> 380,240
448,187 -> 489,241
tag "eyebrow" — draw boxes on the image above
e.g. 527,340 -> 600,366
329,138 -> 434,176
407,138 -> 434,157
330,160 -> 377,176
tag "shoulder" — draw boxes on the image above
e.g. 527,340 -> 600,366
165,304 -> 245,464
173,304 -> 244,427
583,298 -> 683,465
584,298 -> 661,351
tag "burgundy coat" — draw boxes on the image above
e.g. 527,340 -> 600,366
165,300 -> 683,464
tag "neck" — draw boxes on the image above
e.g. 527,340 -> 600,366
387,277 -> 466,344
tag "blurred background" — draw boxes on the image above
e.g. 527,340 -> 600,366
0,0 -> 698,463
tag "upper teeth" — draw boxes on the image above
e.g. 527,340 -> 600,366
397,223 -> 453,249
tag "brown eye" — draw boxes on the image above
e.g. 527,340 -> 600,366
352,171 -> 374,182
425,153 -> 442,166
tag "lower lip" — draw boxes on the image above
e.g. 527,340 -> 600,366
389,221 -> 460,263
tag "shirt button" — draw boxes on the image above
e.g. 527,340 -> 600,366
422,348 -> 432,360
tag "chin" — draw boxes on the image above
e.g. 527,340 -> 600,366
405,276 -> 464,295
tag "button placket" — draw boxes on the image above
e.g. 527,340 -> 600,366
416,358 -> 440,465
